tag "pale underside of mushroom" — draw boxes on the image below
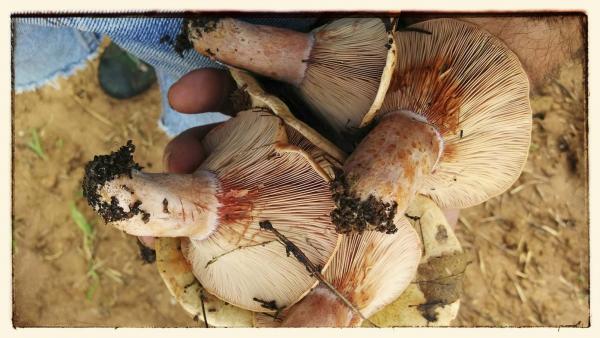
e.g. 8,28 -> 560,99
156,194 -> 464,328
155,237 -> 254,327
254,215 -> 421,327
369,18 -> 532,209
179,109 -> 340,312
83,109 -> 342,313
367,195 -> 467,327
297,18 -> 393,135
151,82 -> 348,325
187,18 -> 395,143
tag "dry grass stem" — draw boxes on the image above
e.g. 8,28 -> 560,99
73,96 -> 113,127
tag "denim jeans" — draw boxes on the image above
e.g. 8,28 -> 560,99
14,17 -> 315,136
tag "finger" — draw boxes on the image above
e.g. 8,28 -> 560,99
162,124 -> 221,174
168,68 -> 234,114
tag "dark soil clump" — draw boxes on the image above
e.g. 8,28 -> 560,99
136,239 -> 156,264
224,84 -> 252,115
330,169 -> 398,234
416,251 -> 470,322
188,18 -> 218,35
253,297 -> 278,311
82,141 -> 150,224
173,19 -> 193,57
173,18 -> 220,57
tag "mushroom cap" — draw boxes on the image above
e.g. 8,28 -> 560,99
325,217 -> 421,318
298,18 -> 396,139
369,18 -> 532,209
186,17 -> 395,145
155,237 -> 253,327
229,68 -> 347,164
255,215 -> 421,327
368,195 -> 466,326
255,195 -> 466,327
155,68 -> 345,319
180,109 -> 340,312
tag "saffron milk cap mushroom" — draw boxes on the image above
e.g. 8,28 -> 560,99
333,18 -> 532,233
152,69 -> 347,325
186,17 -> 396,141
254,216 -> 421,327
155,237 -> 253,327
82,109 -> 342,312
367,194 -> 468,327
178,110 -> 341,312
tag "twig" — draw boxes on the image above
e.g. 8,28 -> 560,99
205,240 -> 274,268
552,78 -> 575,101
199,289 -> 209,328
478,250 -> 486,275
510,180 -> 546,195
506,272 -> 528,304
258,220 -> 377,327
458,216 -> 473,232
529,223 -> 560,238
73,96 -> 113,126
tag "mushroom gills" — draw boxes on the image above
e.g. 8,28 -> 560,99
367,195 -> 467,327
177,110 -> 341,313
83,110 -> 341,314
255,216 -> 421,327
187,17 -> 394,144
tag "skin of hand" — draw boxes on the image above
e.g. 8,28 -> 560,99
138,15 -> 583,249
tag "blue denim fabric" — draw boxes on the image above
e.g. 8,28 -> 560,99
14,23 -> 103,92
14,17 -> 316,136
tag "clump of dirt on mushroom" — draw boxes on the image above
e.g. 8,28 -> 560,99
174,18 -> 219,57
416,251 -> 470,321
82,140 -> 150,224
330,168 -> 398,234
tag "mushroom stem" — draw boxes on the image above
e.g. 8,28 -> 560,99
333,110 -> 443,233
281,285 -> 359,327
95,170 -> 221,240
187,18 -> 313,86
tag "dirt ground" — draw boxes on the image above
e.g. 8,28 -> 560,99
12,39 -> 588,326
454,60 -> 589,327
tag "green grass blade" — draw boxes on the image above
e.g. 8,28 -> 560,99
69,202 -> 93,239
26,129 -> 47,160
85,276 -> 100,301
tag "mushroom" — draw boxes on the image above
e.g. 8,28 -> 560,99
149,70 -> 432,327
186,18 -> 532,234
140,68 -> 470,327
254,216 -> 421,327
367,194 -> 468,327
82,108 -> 343,312
254,194 -> 466,328
155,237 -> 253,327
332,18 -> 532,233
186,17 -> 395,142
